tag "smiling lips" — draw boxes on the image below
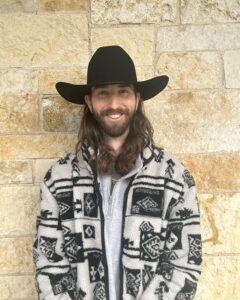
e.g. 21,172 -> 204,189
107,113 -> 123,120
102,108 -> 129,121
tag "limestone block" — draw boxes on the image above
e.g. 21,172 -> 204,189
179,154 -> 240,191
136,66 -> 154,81
34,158 -> 58,183
42,96 -> 81,132
0,160 -> 32,184
0,0 -> 36,13
0,185 -> 39,236
156,51 -> 222,89
144,90 -> 240,153
195,256 -> 240,300
0,69 -> 39,133
39,0 -> 88,11
92,26 -> 155,66
0,237 -> 34,274
91,0 -> 178,24
0,69 -> 38,95
40,68 -> 87,94
181,0 -> 240,24
224,50 -> 240,88
0,94 -> 39,133
0,134 -> 77,159
0,275 -> 36,299
0,15 -> 88,67
198,193 -> 240,254
157,24 -> 240,51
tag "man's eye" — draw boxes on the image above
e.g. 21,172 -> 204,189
98,91 -> 108,96
119,89 -> 129,94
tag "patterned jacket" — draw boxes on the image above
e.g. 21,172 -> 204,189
33,143 -> 202,300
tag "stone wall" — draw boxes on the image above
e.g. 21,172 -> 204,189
0,0 -> 239,299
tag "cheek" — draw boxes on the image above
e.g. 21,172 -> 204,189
89,101 -> 101,114
90,99 -> 106,112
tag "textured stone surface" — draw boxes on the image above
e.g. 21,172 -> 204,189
136,66 -> 154,81
224,50 -> 240,88
91,0 -> 178,24
0,94 -> 39,133
198,193 -> 240,254
0,15 -> 88,67
0,160 -> 32,184
0,275 -> 36,299
156,51 -> 222,89
92,26 -> 155,66
0,69 -> 39,133
144,90 -> 240,153
195,256 -> 240,300
157,24 -> 240,51
0,0 -> 36,13
0,69 -> 38,94
0,134 -> 77,159
0,237 -> 34,274
42,96 -> 81,132
179,154 -> 240,191
34,158 -> 58,183
181,0 -> 240,24
0,186 -> 38,236
39,0 -> 88,11
40,68 -> 87,94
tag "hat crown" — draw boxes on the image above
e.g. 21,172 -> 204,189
87,45 -> 137,86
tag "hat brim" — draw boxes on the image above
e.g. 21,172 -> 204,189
55,75 -> 169,105
136,75 -> 169,101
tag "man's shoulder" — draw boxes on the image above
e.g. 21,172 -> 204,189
150,145 -> 185,169
147,145 -> 192,182
42,152 -> 76,184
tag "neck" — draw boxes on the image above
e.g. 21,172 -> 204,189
105,129 -> 129,157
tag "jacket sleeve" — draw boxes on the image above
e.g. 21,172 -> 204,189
33,179 -> 76,300
156,169 -> 202,299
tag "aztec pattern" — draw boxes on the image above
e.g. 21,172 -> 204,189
33,143 -> 202,299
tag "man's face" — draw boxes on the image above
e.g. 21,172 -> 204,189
84,83 -> 140,138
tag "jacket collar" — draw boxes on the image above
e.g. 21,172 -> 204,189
73,141 -> 157,174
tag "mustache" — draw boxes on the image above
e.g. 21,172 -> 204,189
100,108 -> 129,117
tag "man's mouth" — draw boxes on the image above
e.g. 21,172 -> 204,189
107,113 -> 123,120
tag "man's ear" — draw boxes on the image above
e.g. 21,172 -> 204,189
84,95 -> 93,112
135,92 -> 141,111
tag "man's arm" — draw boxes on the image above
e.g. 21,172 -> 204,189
156,169 -> 202,299
33,180 -> 76,300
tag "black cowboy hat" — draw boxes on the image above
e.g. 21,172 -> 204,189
56,45 -> 169,104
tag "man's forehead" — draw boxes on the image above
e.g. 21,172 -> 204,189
92,83 -> 134,90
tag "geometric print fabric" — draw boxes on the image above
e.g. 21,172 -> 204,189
34,144 -> 202,300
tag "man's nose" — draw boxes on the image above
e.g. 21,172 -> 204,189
108,93 -> 121,108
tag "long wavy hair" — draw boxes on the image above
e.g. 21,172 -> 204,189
75,99 -> 154,175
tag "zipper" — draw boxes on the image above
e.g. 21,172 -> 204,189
119,175 -> 136,300
107,178 -> 119,218
94,176 -> 110,300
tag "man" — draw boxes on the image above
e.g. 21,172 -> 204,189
33,45 -> 202,300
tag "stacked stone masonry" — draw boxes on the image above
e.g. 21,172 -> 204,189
0,0 -> 239,299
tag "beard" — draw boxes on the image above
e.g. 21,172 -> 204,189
92,107 -> 135,138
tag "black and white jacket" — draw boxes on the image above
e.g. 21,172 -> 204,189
33,143 -> 202,300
